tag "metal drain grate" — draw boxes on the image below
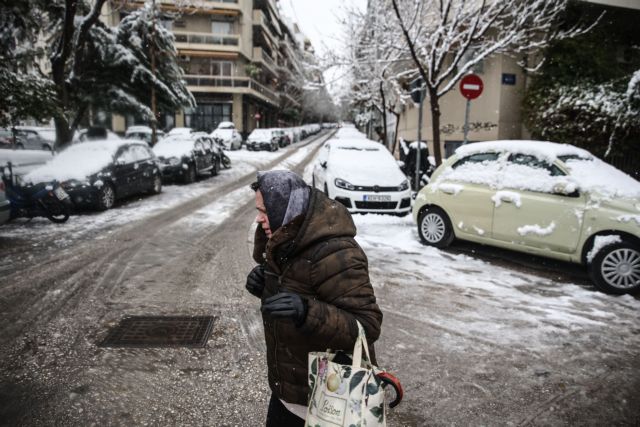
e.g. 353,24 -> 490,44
100,316 -> 215,348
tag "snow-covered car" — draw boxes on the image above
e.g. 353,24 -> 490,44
246,129 -> 279,151
270,128 -> 289,148
312,138 -> 411,215
210,128 -> 242,150
125,126 -> 165,145
216,121 -> 235,130
74,127 -> 121,143
153,134 -> 219,183
14,127 -> 56,151
335,125 -> 367,140
282,129 -> 296,145
23,140 -> 161,211
413,140 -> 640,295
0,128 -> 15,149
166,127 -> 194,137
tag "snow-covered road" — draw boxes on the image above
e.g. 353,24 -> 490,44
0,132 -> 638,425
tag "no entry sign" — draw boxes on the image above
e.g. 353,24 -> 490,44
459,74 -> 483,100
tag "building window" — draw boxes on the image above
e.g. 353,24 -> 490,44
212,19 -> 234,35
211,61 -> 233,76
184,103 -> 232,132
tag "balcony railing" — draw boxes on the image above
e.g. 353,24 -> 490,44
183,75 -> 279,103
253,47 -> 277,73
252,10 -> 278,45
174,31 -> 240,47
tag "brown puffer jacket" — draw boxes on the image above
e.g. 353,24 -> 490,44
252,188 -> 383,405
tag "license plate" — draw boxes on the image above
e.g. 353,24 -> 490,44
363,194 -> 391,202
54,187 -> 69,200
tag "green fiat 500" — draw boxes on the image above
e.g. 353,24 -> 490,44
412,140 -> 640,295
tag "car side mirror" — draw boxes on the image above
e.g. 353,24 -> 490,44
320,161 -> 327,169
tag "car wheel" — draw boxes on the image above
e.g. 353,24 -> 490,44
184,164 -> 196,184
588,241 -> 640,295
96,183 -> 116,211
150,174 -> 162,194
43,144 -> 52,152
417,206 -> 454,248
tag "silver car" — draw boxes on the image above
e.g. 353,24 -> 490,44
14,127 -> 56,151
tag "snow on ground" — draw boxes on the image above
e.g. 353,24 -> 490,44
351,214 -> 640,351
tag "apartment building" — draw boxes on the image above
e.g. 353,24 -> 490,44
105,0 -> 308,136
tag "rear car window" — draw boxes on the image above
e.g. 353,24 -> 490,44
508,153 -> 565,176
452,152 -> 499,169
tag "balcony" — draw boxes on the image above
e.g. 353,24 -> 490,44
252,10 -> 278,48
252,47 -> 278,75
121,0 -> 242,15
184,75 -> 279,105
173,31 -> 240,52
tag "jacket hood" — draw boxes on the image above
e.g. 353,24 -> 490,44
255,189 -> 357,271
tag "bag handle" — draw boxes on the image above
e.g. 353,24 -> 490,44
351,320 -> 371,368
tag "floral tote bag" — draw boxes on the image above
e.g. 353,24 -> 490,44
306,321 -> 403,427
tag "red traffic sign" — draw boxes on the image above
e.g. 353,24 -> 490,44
254,113 -> 261,120
459,74 -> 483,100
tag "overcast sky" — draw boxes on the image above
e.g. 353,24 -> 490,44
279,0 -> 368,99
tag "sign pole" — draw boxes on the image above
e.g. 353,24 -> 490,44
415,87 -> 424,192
459,74 -> 484,147
463,98 -> 471,145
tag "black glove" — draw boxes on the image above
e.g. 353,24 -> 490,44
261,292 -> 308,326
246,265 -> 265,298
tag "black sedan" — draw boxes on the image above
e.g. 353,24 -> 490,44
23,140 -> 162,211
153,134 -> 220,183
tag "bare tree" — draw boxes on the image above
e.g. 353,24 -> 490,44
389,0 -> 597,166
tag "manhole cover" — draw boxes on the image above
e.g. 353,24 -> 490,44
100,316 -> 215,348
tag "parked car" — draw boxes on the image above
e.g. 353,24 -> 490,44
153,134 -> 219,183
0,128 -> 15,148
246,129 -> 280,151
271,128 -> 289,148
74,127 -> 121,143
166,127 -> 194,137
210,128 -> 242,150
312,137 -> 411,215
23,140 -> 161,210
413,140 -> 640,295
125,126 -> 165,146
0,173 -> 10,225
14,126 -> 56,151
216,121 -> 236,130
282,129 -> 296,146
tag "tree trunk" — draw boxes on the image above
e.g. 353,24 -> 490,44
379,83 -> 388,148
390,111 -> 400,156
428,88 -> 443,167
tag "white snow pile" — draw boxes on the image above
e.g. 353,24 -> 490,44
334,126 -> 367,139
328,139 -> 406,186
586,235 -> 622,263
433,182 -> 464,195
455,140 -> 591,164
517,222 -> 556,237
616,215 -> 640,227
153,138 -> 197,159
446,140 -> 640,199
492,191 -> 522,208
248,129 -> 273,141
562,156 -> 640,199
211,129 -> 235,141
23,139 -> 130,183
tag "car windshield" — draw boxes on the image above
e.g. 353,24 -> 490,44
153,138 -> 195,158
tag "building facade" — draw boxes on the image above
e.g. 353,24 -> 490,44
105,0 -> 309,136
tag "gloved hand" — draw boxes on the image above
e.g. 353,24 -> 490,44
246,265 -> 265,298
261,292 -> 308,326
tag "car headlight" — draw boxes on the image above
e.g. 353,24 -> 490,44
169,157 -> 181,166
399,180 -> 409,191
334,178 -> 355,191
